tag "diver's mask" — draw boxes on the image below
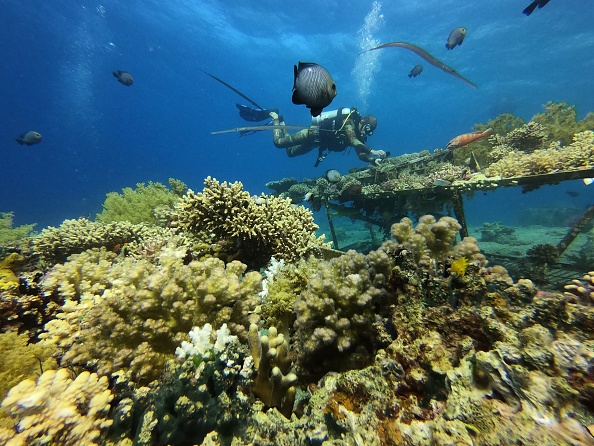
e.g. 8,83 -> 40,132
362,123 -> 374,136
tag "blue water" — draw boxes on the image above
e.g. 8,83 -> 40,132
1,0 -> 592,229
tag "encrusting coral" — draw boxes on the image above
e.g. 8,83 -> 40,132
172,176 -> 329,269
0,368 -> 113,446
40,246 -> 262,385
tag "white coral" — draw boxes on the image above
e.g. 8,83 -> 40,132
176,323 -> 237,359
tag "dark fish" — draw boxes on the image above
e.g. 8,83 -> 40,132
523,0 -> 551,15
566,191 -> 579,198
292,62 -> 337,117
446,27 -> 466,50
113,70 -> 133,86
362,42 -> 477,88
15,131 -> 42,146
408,64 -> 423,78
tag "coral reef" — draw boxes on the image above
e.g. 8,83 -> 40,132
532,101 -> 594,146
487,121 -> 550,162
96,179 -> 185,225
40,247 -> 261,385
484,130 -> 594,178
0,212 -> 36,245
0,253 -> 24,295
0,331 -> 57,429
105,324 -> 252,446
293,248 -> 392,382
0,369 -> 113,446
32,218 -> 172,264
248,324 -> 297,418
172,176 -> 329,268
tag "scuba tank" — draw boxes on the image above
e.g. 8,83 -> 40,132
311,108 -> 352,127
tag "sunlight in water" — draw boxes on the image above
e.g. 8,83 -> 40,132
351,1 -> 384,112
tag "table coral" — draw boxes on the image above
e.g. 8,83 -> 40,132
172,176 -> 329,269
0,368 -> 113,446
40,247 -> 262,385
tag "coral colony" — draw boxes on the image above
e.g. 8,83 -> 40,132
1,102 -> 594,444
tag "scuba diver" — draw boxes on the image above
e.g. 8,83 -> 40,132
202,71 -> 387,166
269,108 -> 388,166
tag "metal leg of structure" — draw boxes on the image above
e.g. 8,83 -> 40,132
452,191 -> 469,239
324,200 -> 340,250
555,204 -> 594,258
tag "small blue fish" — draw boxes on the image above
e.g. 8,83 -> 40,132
113,70 -> 133,86
16,131 -> 42,146
408,65 -> 423,78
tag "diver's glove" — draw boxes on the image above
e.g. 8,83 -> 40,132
373,158 -> 382,166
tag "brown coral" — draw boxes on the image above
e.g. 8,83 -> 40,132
173,177 -> 328,269
40,247 -> 262,384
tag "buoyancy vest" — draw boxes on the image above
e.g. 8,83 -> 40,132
312,107 -> 364,150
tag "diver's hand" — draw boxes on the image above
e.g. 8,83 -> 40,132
370,149 -> 387,159
373,158 -> 382,166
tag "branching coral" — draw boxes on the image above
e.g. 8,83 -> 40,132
564,270 -> 594,305
488,121 -> 550,162
40,247 -> 262,384
96,180 -> 184,225
32,218 -> 172,264
0,369 -> 113,446
484,130 -> 594,178
0,331 -> 57,429
173,176 -> 329,269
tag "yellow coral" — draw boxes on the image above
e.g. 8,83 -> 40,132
0,369 -> 113,445
0,253 -> 23,294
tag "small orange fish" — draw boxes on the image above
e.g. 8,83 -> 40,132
445,128 -> 494,150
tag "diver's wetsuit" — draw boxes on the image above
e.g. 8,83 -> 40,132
272,109 -> 377,164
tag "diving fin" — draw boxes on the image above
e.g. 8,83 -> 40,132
235,104 -> 278,122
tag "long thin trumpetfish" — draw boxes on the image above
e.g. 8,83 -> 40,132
202,70 -> 264,109
362,41 -> 477,88
211,125 -> 312,135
